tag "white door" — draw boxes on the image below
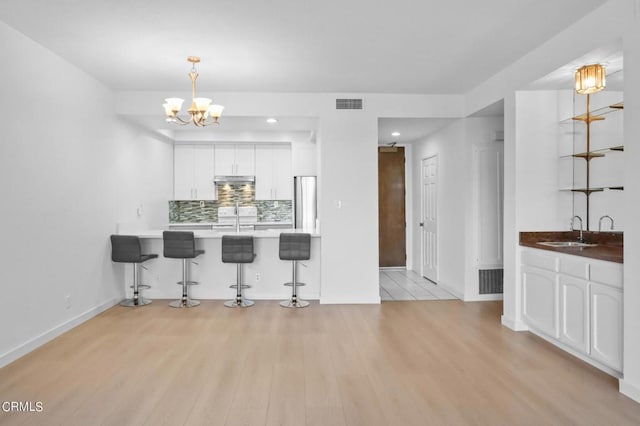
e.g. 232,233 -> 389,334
193,145 -> 216,200
174,145 -> 194,200
234,144 -> 255,175
522,266 -> 559,338
421,156 -> 438,281
273,145 -> 292,199
214,144 -> 235,175
590,282 -> 623,371
254,145 -> 274,200
559,275 -> 589,355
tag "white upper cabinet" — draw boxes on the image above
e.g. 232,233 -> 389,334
193,145 -> 216,200
174,145 -> 194,200
173,144 -> 215,200
214,144 -> 255,176
255,144 -> 292,200
272,145 -> 293,200
255,145 -> 274,200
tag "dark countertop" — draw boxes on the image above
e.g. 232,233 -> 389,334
520,231 -> 623,264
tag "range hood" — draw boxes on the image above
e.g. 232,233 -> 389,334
214,175 -> 255,184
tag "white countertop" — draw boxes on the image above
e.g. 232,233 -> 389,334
131,228 -> 320,239
168,221 -> 293,227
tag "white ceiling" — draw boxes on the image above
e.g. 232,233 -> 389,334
525,41 -> 624,91
1,1 -> 617,145
0,0 -> 607,94
378,118 -> 455,145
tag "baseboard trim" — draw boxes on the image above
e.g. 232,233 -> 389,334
501,315 -> 529,331
620,379 -> 640,403
320,296 -> 381,304
0,297 -> 121,368
528,328 -> 621,378
464,294 -> 504,302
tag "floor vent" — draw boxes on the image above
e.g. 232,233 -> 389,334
336,98 -> 363,110
479,269 -> 503,294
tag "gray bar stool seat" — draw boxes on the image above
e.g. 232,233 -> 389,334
110,235 -> 158,307
222,235 -> 256,308
279,233 -> 311,308
163,231 -> 204,308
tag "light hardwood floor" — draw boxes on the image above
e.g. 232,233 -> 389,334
1,300 -> 639,425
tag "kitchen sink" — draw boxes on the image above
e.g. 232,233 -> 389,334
538,241 -> 598,248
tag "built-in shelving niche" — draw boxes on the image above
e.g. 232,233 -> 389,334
559,98 -> 624,231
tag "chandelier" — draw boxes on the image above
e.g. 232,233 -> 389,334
162,56 -> 224,126
575,64 -> 606,95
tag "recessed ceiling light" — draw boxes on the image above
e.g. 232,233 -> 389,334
391,131 -> 400,137
266,118 -> 278,124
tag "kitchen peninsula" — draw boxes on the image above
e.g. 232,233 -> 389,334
119,228 -> 321,301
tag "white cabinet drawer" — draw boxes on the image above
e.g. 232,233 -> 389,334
558,255 -> 589,280
590,261 -> 623,289
522,249 -> 558,272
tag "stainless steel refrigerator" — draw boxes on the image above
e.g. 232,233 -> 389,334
294,176 -> 317,230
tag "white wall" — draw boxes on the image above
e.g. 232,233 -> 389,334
621,10 -> 640,403
0,21 -> 173,367
319,113 -> 380,303
410,116 -> 503,300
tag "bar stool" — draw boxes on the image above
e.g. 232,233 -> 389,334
222,235 -> 256,308
110,235 -> 158,307
279,233 -> 311,308
163,231 -> 204,308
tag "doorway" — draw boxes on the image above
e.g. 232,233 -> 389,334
378,146 -> 406,267
421,155 -> 438,282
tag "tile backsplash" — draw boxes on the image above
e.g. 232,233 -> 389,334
169,183 -> 293,223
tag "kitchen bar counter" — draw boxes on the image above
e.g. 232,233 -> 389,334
118,228 -> 321,301
136,228 -> 318,239
167,221 -> 293,228
519,231 -> 623,263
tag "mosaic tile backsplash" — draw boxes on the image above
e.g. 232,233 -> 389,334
169,183 -> 293,223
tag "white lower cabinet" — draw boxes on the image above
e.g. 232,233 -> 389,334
522,266 -> 558,338
521,247 -> 622,375
559,275 -> 589,355
590,282 -> 623,372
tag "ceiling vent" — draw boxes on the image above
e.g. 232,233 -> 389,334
336,98 -> 363,110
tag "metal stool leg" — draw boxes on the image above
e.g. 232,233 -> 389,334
170,259 -> 200,308
121,263 -> 152,307
280,260 -> 309,308
224,264 -> 255,308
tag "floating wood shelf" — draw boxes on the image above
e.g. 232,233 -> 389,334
572,152 -> 605,160
568,188 -> 605,195
561,187 -> 622,194
572,115 -> 606,123
560,145 -> 625,160
560,101 -> 624,124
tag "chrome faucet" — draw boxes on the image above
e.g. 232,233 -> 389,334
598,215 -> 614,232
235,200 -> 240,233
570,215 -> 584,243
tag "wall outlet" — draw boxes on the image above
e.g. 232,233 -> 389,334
65,294 -> 71,310
200,200 -> 205,208
256,273 -> 261,282
274,201 -> 279,207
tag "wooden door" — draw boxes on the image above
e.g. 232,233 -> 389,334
378,147 -> 406,267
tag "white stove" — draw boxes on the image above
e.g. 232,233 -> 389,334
217,206 -> 258,227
